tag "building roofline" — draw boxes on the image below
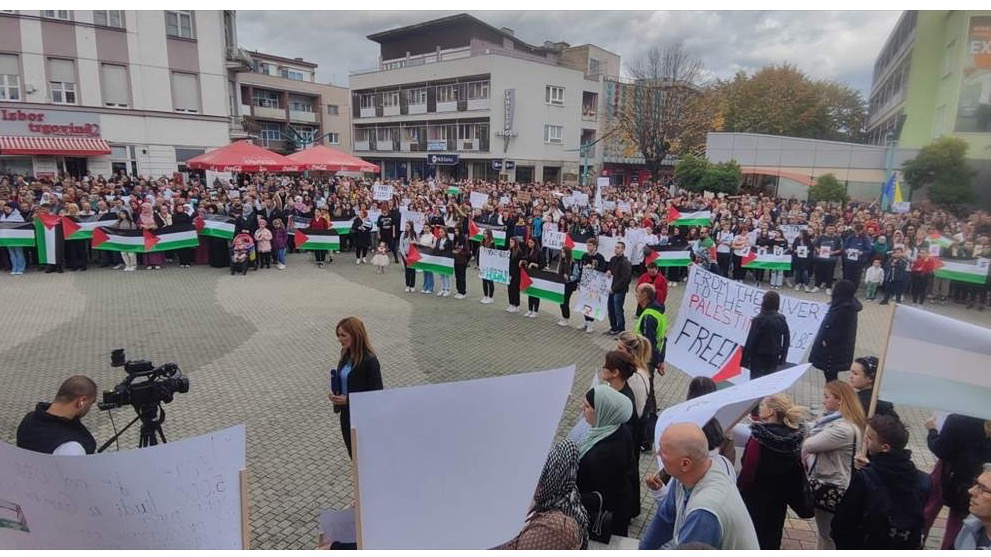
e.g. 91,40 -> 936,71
366,12 -> 552,54
246,50 -> 319,69
566,43 -> 621,59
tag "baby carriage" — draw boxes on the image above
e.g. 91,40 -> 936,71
231,232 -> 255,275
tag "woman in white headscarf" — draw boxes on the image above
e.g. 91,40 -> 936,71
576,384 -> 635,537
137,202 -> 165,269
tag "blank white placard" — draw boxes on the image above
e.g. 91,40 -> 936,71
349,366 -> 576,550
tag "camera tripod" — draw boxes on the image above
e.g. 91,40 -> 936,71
97,404 -> 168,452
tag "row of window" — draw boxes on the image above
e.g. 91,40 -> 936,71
357,84 -> 571,110
258,123 -> 339,145
251,61 -> 309,82
23,10 -> 196,38
351,124 -> 565,146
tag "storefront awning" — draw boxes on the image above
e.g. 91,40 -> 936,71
0,136 -> 112,156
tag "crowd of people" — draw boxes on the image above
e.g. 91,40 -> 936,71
6,170 -> 991,550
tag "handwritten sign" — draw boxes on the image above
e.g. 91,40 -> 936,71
479,247 -> 510,284
400,210 -> 426,234
469,191 -> 489,209
574,269 -> 610,321
373,184 -> 394,201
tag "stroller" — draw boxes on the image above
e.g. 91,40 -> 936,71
231,232 -> 255,275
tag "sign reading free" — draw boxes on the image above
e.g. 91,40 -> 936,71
0,108 -> 102,137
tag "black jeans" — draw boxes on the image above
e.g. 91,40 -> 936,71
482,279 -> 495,298
732,255 -> 747,280
716,252 -> 732,277
403,262 -> 416,288
355,246 -> 369,260
528,296 -> 540,312
911,273 -> 931,304
815,260 -> 836,288
259,251 -> 271,268
508,277 -> 521,307
561,282 -> 577,318
454,263 -> 467,295
314,250 -> 327,263
177,248 -> 194,266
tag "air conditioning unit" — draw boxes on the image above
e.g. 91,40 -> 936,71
461,140 -> 474,151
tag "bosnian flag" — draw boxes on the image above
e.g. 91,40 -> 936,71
647,244 -> 692,267
194,214 -> 235,240
0,222 -> 36,247
469,221 -> 507,247
933,258 -> 990,285
34,213 -> 62,264
62,215 -> 104,240
92,224 -> 199,253
520,268 -> 567,304
667,207 -> 713,226
295,229 -> 340,251
406,244 -> 455,276
742,248 -> 792,271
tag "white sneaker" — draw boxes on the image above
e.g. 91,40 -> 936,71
526,311 -> 537,318
362,257 -> 367,264
481,297 -> 493,304
113,263 -> 125,270
124,266 -> 136,272
422,289 -> 431,294
557,319 -> 570,327
437,289 -> 444,297
278,263 -> 286,270
825,288 -> 832,296
356,259 -> 361,264
506,305 -> 519,313
804,285 -> 811,292
794,284 -> 801,291
454,293 -> 465,299
442,290 -> 450,297
670,281 -> 678,287
810,286 -> 820,293
585,323 -> 595,333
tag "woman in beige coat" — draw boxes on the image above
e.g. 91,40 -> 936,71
801,380 -> 865,550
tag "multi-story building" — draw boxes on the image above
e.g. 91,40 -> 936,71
866,10 -> 991,204
0,10 -> 251,179
348,13 -> 619,183
238,50 -> 351,155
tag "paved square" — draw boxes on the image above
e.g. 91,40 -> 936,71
2,255 -> 988,549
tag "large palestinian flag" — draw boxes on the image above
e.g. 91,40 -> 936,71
645,244 -> 692,267
667,207 -> 713,227
194,214 -> 235,240
92,223 -> 199,253
34,213 -> 62,264
520,268 -> 566,304
295,228 -> 340,251
934,258 -> 990,285
742,248 -> 792,271
566,232 -> 594,261
0,222 -> 36,247
62,215 -> 105,240
405,244 -> 455,276
469,221 -> 507,247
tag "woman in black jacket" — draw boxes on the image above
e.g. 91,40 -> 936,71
451,227 -> 469,299
577,384 -> 635,537
506,236 -> 524,313
742,290 -> 790,380
327,316 -> 383,459
925,414 -> 991,548
809,279 -> 862,382
522,237 -> 546,318
351,210 -> 373,264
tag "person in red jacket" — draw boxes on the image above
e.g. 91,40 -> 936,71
910,250 -> 936,305
636,264 -> 668,312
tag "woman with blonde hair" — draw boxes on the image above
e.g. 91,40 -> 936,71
802,380 -> 866,550
738,394 -> 809,549
327,317 -> 383,459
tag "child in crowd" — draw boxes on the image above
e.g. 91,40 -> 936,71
370,241 -> 390,274
255,218 -> 273,269
271,218 -> 288,270
864,257 -> 884,300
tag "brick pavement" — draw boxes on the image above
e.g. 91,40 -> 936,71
1,253 -> 988,549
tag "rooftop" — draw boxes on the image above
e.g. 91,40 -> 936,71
246,50 -> 319,69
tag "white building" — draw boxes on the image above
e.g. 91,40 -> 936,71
0,10 -> 248,179
349,13 -> 619,183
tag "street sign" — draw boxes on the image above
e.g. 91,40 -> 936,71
427,154 -> 459,166
504,161 -> 516,171
492,160 -> 502,170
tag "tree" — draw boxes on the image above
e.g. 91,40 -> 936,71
617,41 -> 707,181
674,155 -> 741,194
673,154 -> 709,191
902,137 -> 976,206
808,173 -> 849,203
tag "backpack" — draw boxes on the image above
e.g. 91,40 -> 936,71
859,467 -> 928,550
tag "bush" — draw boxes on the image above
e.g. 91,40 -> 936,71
808,173 -> 848,203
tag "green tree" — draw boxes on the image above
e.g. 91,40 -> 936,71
808,173 -> 849,203
699,161 -> 741,195
674,154 -> 709,191
902,137 -> 976,205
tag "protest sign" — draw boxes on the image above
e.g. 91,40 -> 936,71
561,195 -> 575,208
0,425 -> 246,550
602,200 -> 616,212
367,209 -> 381,232
893,201 -> 911,214
597,177 -> 610,188
617,201 -> 631,214
779,224 -> 808,245
574,193 -> 589,206
597,234 -> 620,258
349,367 -> 574,550
666,266 -> 827,383
479,247 -> 510,284
469,191 -> 489,209
543,229 -> 566,251
372,184 -> 394,201
498,195 -> 510,206
400,210 -> 426,234
574,269 -> 610,321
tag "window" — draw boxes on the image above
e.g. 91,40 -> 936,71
281,68 -> 305,81
589,58 -> 601,76
545,86 -> 564,106
260,122 -> 281,142
0,54 -> 20,102
327,104 -> 339,115
544,125 -> 563,144
327,132 -> 340,144
171,72 -> 200,113
466,81 -> 489,100
100,63 -> 129,107
94,10 -> 122,27
458,124 -> 478,140
253,90 -> 279,108
165,11 -> 194,39
436,84 -> 458,103
47,59 -> 76,105
359,93 -> 375,109
289,99 -> 312,112
42,10 -> 69,20
407,88 -> 426,105
383,90 -> 399,107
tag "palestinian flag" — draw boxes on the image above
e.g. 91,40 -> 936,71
929,233 -> 954,249
295,228 -> 340,251
0,222 -> 36,247
646,244 -> 692,267
194,214 -> 235,240
62,215 -> 104,240
469,221 -> 507,247
406,244 -> 455,275
92,224 -> 199,253
330,220 -> 352,235
933,258 -> 990,285
742,249 -> 792,271
520,268 -> 566,304
35,213 -> 61,264
446,186 -> 461,195
565,233 -> 592,261
667,207 -> 713,226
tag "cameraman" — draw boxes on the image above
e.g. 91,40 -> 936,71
16,375 -> 98,455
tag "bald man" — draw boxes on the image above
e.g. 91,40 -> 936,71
16,375 -> 99,455
639,423 -> 759,550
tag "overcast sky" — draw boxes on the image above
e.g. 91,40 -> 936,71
237,10 -> 902,97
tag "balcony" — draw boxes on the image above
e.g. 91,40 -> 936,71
459,139 -> 479,151
467,99 -> 488,111
401,141 -> 427,152
354,140 -> 370,151
436,101 -> 457,113
360,107 -> 376,118
408,103 -> 427,115
228,115 -> 252,140
289,110 -> 317,124
383,105 -> 400,117
254,105 -> 285,120
225,47 -> 253,72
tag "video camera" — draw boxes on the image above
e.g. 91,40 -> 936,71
98,348 -> 190,412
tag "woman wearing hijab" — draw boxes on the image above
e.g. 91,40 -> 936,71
137,202 -> 166,269
497,439 -> 590,550
809,279 -> 862,383
577,384 -> 635,536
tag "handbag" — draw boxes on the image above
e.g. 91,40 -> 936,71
588,491 -> 613,544
791,462 -> 816,519
808,438 -> 856,513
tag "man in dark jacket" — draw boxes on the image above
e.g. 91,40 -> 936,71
811,225 -> 842,293
377,202 -> 400,263
16,375 -> 99,455
880,247 -> 909,305
810,279 -> 862,382
605,241 -> 633,335
741,290 -> 790,380
842,224 -> 873,287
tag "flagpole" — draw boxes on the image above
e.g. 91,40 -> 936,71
862,301 -> 897,457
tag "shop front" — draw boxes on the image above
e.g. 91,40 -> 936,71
0,107 -> 111,179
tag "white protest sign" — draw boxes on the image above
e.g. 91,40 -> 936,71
400,210 -> 426,234
597,177 -> 610,188
400,197 -> 411,209
779,224 -> 807,245
617,201 -> 632,214
602,200 -> 616,212
597,234 -> 621,258
499,195 -> 510,207
666,266 -> 827,383
574,193 -> 590,206
626,228 -> 648,265
543,230 -> 566,251
562,195 -> 575,208
349,367 -> 575,550
469,191 -> 489,209
0,425 -> 246,550
574,269 -> 610,321
653,364 -> 812,468
893,201 -> 911,214
373,184 -> 394,201
479,247 -> 510,284
367,208 -> 381,232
